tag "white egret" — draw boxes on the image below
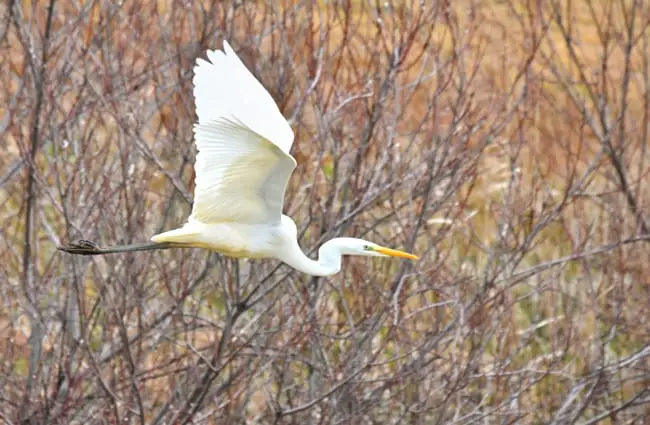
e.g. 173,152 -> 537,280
59,41 -> 417,276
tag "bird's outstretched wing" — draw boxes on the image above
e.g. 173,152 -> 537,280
190,41 -> 296,225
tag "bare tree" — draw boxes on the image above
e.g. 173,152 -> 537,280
1,0 -> 649,424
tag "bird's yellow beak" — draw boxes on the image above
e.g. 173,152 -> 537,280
374,246 -> 419,260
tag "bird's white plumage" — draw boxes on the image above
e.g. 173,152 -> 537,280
194,42 -> 294,154
147,41 -> 418,273
190,41 -> 296,224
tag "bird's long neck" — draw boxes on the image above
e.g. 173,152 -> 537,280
279,239 -> 343,277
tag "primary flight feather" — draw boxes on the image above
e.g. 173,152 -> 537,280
59,41 -> 418,276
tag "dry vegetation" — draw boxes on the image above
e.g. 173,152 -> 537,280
1,0 -> 650,423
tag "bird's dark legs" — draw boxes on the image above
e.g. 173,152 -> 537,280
58,240 -> 174,255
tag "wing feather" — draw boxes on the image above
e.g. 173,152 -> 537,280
193,41 -> 294,153
191,118 -> 296,224
189,42 -> 296,225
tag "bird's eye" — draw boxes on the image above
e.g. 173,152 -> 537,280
363,245 -> 372,250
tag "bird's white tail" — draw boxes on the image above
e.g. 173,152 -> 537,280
151,224 -> 200,245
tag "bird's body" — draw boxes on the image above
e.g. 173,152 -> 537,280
59,41 -> 417,275
152,217 -> 281,259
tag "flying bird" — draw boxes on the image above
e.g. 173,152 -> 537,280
59,41 -> 418,276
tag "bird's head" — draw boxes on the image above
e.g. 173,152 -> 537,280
334,237 -> 418,260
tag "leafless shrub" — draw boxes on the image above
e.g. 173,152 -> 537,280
1,0 -> 649,424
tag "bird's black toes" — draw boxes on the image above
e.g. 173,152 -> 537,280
58,239 -> 102,255
76,239 -> 99,249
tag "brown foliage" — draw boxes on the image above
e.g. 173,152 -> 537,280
1,0 -> 650,424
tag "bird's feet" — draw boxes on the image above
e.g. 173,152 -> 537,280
58,239 -> 103,255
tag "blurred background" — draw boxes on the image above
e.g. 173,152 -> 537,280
1,0 -> 650,423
